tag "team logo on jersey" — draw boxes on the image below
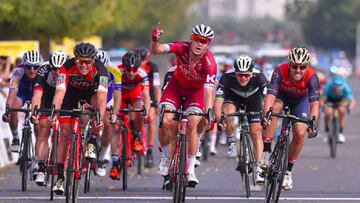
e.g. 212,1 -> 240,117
57,74 -> 66,86
216,88 -> 223,95
99,76 -> 109,88
206,74 -> 215,83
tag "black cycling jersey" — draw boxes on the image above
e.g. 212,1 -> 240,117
33,62 -> 57,109
216,70 -> 268,123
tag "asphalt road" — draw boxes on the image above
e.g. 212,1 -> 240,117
1,77 -> 360,203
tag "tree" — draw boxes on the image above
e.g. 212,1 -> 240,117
285,0 -> 360,56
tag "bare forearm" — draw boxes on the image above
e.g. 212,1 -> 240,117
154,86 -> 161,104
143,89 -> 151,115
204,88 -> 214,113
309,101 -> 319,121
6,90 -> 17,108
214,98 -> 224,121
263,94 -> 276,113
150,41 -> 167,54
113,90 -> 122,114
31,90 -> 43,112
52,89 -> 66,109
97,91 -> 107,120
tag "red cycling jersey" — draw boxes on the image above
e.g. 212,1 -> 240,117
167,41 -> 217,89
267,63 -> 320,102
117,65 -> 149,96
56,58 -> 108,92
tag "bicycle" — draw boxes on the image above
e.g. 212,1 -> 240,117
5,101 -> 35,192
159,106 -> 212,203
49,106 -> 99,203
263,106 -> 316,203
34,106 -> 60,200
112,106 -> 146,190
221,109 -> 260,198
324,102 -> 340,158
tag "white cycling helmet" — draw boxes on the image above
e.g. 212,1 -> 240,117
234,55 -> 253,72
96,49 -> 110,67
288,47 -> 311,65
192,24 -> 215,40
50,51 -> 67,69
23,50 -> 42,66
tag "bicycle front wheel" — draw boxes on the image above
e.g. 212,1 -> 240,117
240,133 -> 250,198
49,131 -> 59,200
329,116 -> 338,158
21,129 -> 31,192
65,135 -> 76,203
122,128 -> 128,190
173,134 -> 186,203
84,159 -> 91,193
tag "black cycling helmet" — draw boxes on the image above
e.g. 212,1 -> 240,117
73,42 -> 97,58
134,47 -> 150,61
122,51 -> 141,68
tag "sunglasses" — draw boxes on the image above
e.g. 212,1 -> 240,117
236,73 -> 252,78
191,34 -> 210,44
76,58 -> 94,65
290,64 -> 307,71
25,64 -> 40,70
125,67 -> 139,73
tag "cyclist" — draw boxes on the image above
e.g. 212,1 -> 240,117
135,47 -> 161,168
150,23 -> 217,187
214,55 -> 268,184
2,50 -> 42,152
262,47 -> 319,191
109,51 -> 150,180
320,75 -> 356,143
95,49 -> 122,176
51,42 -> 108,195
31,51 -> 67,186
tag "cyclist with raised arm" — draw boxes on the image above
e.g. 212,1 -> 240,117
135,47 -> 161,168
108,51 -> 150,180
214,55 -> 268,184
262,47 -> 319,191
31,51 -> 67,186
150,23 -> 217,187
93,49 -> 122,176
51,42 -> 108,195
320,75 -> 356,143
2,50 -> 42,152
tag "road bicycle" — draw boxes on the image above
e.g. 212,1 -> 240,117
221,109 -> 260,198
5,101 -> 35,191
159,106 -> 212,203
264,106 -> 315,203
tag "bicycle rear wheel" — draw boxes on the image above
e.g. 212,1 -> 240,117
84,159 -> 91,193
122,128 -> 128,190
329,116 -> 338,158
136,151 -> 142,175
65,135 -> 76,203
49,131 -> 59,200
21,129 -> 30,192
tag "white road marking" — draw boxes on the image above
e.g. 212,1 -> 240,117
1,196 -> 360,201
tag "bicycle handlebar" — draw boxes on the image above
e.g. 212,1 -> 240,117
221,110 -> 261,123
159,106 -> 211,128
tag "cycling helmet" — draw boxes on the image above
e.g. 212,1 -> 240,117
332,76 -> 345,88
288,47 -> 311,65
192,24 -> 215,40
73,42 -> 96,58
234,55 -> 254,72
96,49 -> 110,66
135,47 -> 150,61
23,50 -> 42,66
50,51 -> 67,69
122,51 -> 141,68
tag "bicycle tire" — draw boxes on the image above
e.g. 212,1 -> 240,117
122,128 -> 128,191
202,131 -> 210,161
84,159 -> 91,193
265,135 -> 289,203
49,131 -> 59,200
136,151 -> 142,175
173,134 -> 185,203
241,132 -> 250,198
65,135 -> 76,203
72,143 -> 82,203
246,135 -> 256,186
21,129 -> 30,192
330,115 -> 338,158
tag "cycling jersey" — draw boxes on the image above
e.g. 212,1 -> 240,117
321,78 -> 353,101
267,63 -> 320,102
140,61 -> 160,106
33,62 -> 57,109
56,58 -> 108,92
9,65 -> 35,106
106,62 -> 122,104
216,70 -> 268,123
165,41 -> 217,89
